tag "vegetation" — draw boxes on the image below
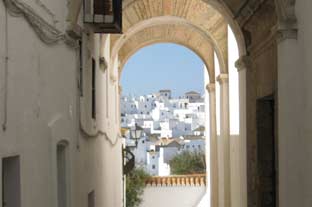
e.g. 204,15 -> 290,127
126,168 -> 150,207
169,151 -> 206,175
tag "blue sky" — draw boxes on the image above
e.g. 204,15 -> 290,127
120,43 -> 205,97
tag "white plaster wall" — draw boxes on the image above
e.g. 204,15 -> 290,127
140,186 -> 206,207
0,1 -> 123,207
0,2 -> 78,206
278,1 -> 312,206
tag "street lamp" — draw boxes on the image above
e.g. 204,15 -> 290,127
130,123 -> 143,148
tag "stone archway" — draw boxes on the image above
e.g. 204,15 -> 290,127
112,1 -> 249,207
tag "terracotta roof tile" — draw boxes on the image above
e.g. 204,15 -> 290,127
145,174 -> 206,187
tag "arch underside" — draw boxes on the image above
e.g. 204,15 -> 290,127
110,0 -> 245,82
118,24 -> 216,82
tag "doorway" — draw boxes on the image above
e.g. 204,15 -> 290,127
256,95 -> 277,207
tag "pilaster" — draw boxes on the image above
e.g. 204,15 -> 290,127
217,73 -> 230,207
234,56 -> 250,207
206,83 -> 218,207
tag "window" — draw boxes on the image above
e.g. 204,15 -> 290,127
152,156 -> 155,159
142,140 -> 145,144
57,142 -> 69,207
79,41 -> 83,96
91,58 -> 96,119
145,105 -> 147,108
88,191 -> 95,207
2,156 -> 21,207
152,165 -> 156,169
165,93 -> 167,96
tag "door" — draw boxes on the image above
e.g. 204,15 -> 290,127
257,95 -> 276,207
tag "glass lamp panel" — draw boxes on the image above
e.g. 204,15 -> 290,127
135,130 -> 142,138
130,130 -> 136,139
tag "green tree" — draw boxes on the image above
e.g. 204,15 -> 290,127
169,151 -> 206,175
126,168 -> 150,207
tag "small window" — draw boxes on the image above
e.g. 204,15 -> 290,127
142,140 -> 145,144
152,165 -> 156,169
88,191 -> 95,207
145,105 -> 147,108
57,142 -> 69,207
152,156 -> 155,159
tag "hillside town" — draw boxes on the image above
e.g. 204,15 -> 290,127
121,90 -> 206,176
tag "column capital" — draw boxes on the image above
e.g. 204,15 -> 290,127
274,0 -> 297,43
206,83 -> 216,93
235,56 -> 251,72
274,19 -> 297,43
217,73 -> 229,84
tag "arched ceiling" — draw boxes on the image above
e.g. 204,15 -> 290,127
118,24 -> 215,82
110,0 -> 247,82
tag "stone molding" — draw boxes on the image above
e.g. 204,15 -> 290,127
235,56 -> 251,72
217,73 -> 229,84
206,83 -> 216,93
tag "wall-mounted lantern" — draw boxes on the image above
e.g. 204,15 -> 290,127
130,124 -> 143,148
83,0 -> 122,33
